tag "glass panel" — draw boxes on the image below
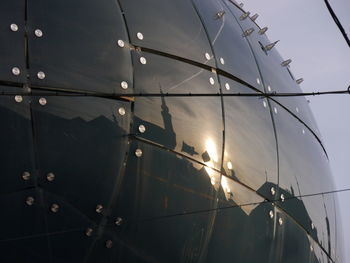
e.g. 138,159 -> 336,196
31,94 -> 131,221
112,140 -> 220,262
193,0 -> 263,90
27,0 -> 132,93
272,102 -> 335,255
222,77 -> 278,196
132,53 -> 223,170
119,0 -> 215,67
207,178 -> 275,262
224,0 -> 319,133
0,86 -> 35,194
0,1 -> 26,83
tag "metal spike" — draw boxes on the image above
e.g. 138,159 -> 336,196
296,78 -> 304,84
216,10 -> 225,19
258,27 -> 268,35
264,40 -> 279,51
251,13 -> 259,21
240,11 -> 250,20
242,28 -> 255,37
281,59 -> 292,67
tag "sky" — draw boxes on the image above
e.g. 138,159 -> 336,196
240,0 -> 350,261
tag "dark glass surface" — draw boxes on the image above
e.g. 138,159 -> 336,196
30,94 -> 131,223
119,0 -> 215,67
0,86 -> 35,194
193,0 -> 264,90
224,0 -> 319,134
132,51 -> 220,94
133,54 -> 223,170
27,0 -> 132,93
272,101 -> 335,255
0,1 -> 26,83
221,77 -> 278,196
113,140 -> 220,262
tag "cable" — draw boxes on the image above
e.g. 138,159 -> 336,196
324,0 -> 350,47
138,187 -> 350,222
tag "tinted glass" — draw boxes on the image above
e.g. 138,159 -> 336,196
27,0 -> 132,93
119,0 -> 215,67
193,0 -> 263,90
0,1 -> 26,83
221,77 -> 278,197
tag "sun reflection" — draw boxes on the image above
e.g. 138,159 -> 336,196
205,138 -> 219,163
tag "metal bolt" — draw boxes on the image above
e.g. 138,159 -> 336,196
26,196 -> 34,206
10,24 -> 18,32
296,78 -> 304,84
256,78 -> 260,85
242,28 -> 254,37
209,77 -> 215,85
263,100 -> 267,108
278,217 -> 283,225
265,41 -> 279,52
135,149 -> 143,157
39,97 -> 47,106
96,204 -> 103,213
267,86 -> 272,92
118,107 -> 126,116
296,107 -> 299,113
138,124 -> 146,133
205,53 -> 211,60
227,161 -> 233,170
280,194 -> 285,202
115,217 -> 123,226
120,81 -> 128,90
46,172 -> 55,182
269,210 -> 274,219
302,129 -> 305,134
85,228 -> 93,237
270,187 -> 276,196
240,12 -> 250,20
225,83 -> 230,90
274,107 -> 278,114
220,57 -> 225,65
259,27 -> 268,35
35,29 -> 43,37
310,245 -> 314,251
311,222 -> 315,229
15,95 -> 23,103
37,71 -> 46,79
50,203 -> 59,213
250,13 -> 259,21
22,171 -> 31,181
12,67 -> 20,76
140,57 -> 147,64
281,59 -> 292,67
117,40 -> 125,47
136,32 -> 144,40
216,11 -> 225,19
105,240 -> 113,248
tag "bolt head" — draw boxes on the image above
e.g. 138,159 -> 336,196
135,149 -> 143,157
37,71 -> 46,79
263,100 -> 267,108
85,228 -> 93,236
118,107 -> 126,116
22,171 -> 31,181
35,29 -> 43,37
269,210 -> 274,219
140,57 -> 147,64
209,77 -> 215,85
227,161 -> 233,170
15,95 -> 23,103
136,32 -> 144,40
96,204 -> 103,213
50,203 -> 59,213
220,57 -> 225,65
26,196 -> 34,206
39,97 -> 47,106
46,172 -> 55,182
225,83 -> 230,90
117,39 -> 125,47
138,124 -> 146,133
105,240 -> 113,248
256,78 -> 260,85
274,107 -> 278,114
12,67 -> 20,76
280,194 -> 285,202
205,53 -> 211,60
120,81 -> 128,90
270,187 -> 276,195
278,217 -> 283,225
10,24 -> 18,32
267,86 -> 272,92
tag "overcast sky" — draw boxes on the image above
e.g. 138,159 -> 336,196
240,0 -> 350,261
